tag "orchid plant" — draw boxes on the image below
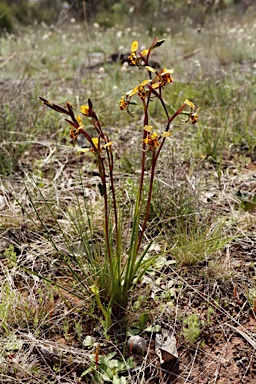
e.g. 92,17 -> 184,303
39,38 -> 199,327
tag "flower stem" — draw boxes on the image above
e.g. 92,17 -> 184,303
97,154 -> 112,269
137,150 -> 156,252
138,97 -> 150,204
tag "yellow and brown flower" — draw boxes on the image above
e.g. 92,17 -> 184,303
184,99 -> 200,124
78,137 -> 114,154
143,125 -> 171,151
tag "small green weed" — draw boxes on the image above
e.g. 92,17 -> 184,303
182,313 -> 202,345
4,244 -> 17,268
82,349 -> 134,383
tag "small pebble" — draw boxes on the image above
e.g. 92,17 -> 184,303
127,336 -> 147,355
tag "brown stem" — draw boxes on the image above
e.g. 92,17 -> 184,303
138,96 -> 150,204
90,113 -> 117,256
159,89 -> 169,120
137,150 -> 156,252
76,128 -> 95,147
155,103 -> 187,163
97,153 -> 112,268
106,143 -> 119,251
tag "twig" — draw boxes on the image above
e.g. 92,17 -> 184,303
213,362 -> 220,383
184,344 -> 199,384
225,323 -> 256,349
0,52 -> 16,68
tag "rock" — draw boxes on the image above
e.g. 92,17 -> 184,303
127,336 -> 147,355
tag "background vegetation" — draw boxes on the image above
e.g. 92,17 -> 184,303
0,0 -> 254,32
